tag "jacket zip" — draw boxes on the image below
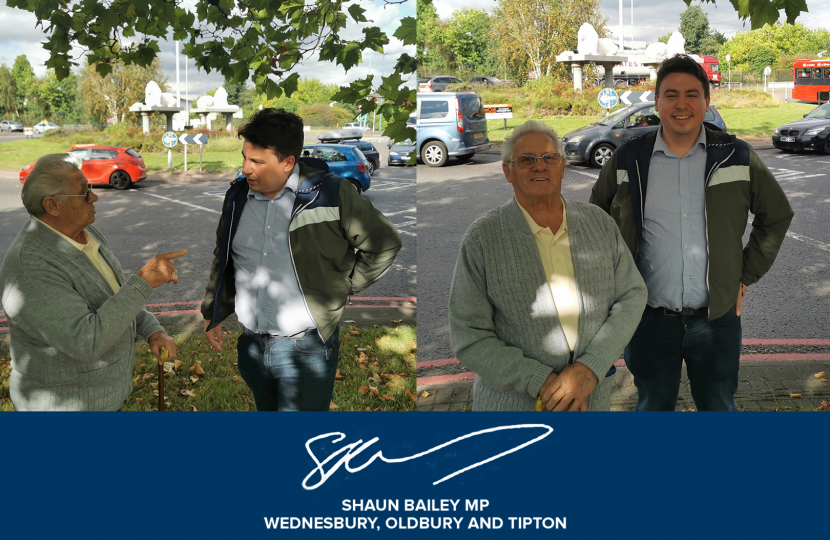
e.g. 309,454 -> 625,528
702,147 -> 735,318
635,161 -> 643,257
288,191 -> 324,341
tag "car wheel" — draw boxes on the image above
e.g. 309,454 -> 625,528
614,79 -> 627,88
368,161 -> 376,176
455,153 -> 475,162
110,170 -> 132,190
589,143 -> 615,168
422,141 -> 448,167
348,179 -> 363,193
824,137 -> 830,155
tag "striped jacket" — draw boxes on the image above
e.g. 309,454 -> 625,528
589,127 -> 793,320
201,162 -> 402,341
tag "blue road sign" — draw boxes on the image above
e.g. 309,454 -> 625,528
162,131 -> 178,148
598,88 -> 619,109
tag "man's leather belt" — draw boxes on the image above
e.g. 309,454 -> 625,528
647,306 -> 708,317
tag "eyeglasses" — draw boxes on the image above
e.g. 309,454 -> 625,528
511,153 -> 564,169
58,186 -> 93,203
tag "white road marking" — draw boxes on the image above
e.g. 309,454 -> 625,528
571,170 -> 599,179
384,208 -> 417,216
748,218 -> 830,254
143,192 -> 221,214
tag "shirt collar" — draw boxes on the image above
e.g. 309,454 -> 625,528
33,217 -> 91,251
247,163 -> 300,200
516,197 -> 569,237
653,125 -> 707,158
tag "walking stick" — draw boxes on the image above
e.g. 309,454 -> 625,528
159,347 -> 168,411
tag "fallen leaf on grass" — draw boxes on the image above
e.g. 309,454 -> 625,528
816,401 -> 830,411
190,376 -> 199,383
790,393 -> 802,398
359,385 -> 369,395
369,386 -> 379,397
369,372 -> 381,385
365,407 -> 371,412
181,390 -> 195,397
815,372 -> 826,378
329,401 -> 340,410
390,319 -> 402,324
190,405 -> 198,411
174,360 -> 182,371
233,376 -> 240,382
405,389 -> 417,403
381,392 -> 396,401
163,362 -> 175,374
136,398 -> 144,404
190,361 -> 205,376
140,363 -> 146,370
381,373 -> 404,382
335,369 -> 343,380
350,330 -> 361,336
164,401 -> 172,408
421,391 -> 431,398
142,373 -> 154,381
150,382 -> 158,389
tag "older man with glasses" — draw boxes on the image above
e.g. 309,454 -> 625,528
0,153 -> 186,411
448,120 -> 647,411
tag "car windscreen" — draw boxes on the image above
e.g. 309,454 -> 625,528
352,148 -> 367,161
704,109 -> 715,122
358,143 -> 374,152
710,64 -> 720,73
597,106 -> 634,126
459,95 -> 485,120
805,104 -> 830,119
126,149 -> 142,158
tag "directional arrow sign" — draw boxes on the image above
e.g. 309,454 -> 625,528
620,91 -> 655,105
177,133 -> 209,145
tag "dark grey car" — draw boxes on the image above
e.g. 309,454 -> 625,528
562,103 -> 727,168
772,102 -> 830,154
418,76 -> 463,92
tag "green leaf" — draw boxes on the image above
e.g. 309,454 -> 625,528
347,3 -> 367,23
95,62 -> 113,78
783,0 -> 809,24
336,42 -> 362,70
362,26 -> 389,54
281,72 -> 301,97
393,17 -> 416,46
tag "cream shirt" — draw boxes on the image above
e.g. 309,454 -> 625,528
34,218 -> 121,294
517,198 -> 580,351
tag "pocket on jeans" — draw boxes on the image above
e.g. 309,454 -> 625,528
714,305 -> 740,327
292,334 -> 326,354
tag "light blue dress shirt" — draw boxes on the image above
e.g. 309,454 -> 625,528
637,126 -> 710,310
232,164 -> 317,336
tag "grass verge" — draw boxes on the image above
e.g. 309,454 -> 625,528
0,325 -> 416,412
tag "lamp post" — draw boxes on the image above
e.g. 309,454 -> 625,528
726,54 -> 731,92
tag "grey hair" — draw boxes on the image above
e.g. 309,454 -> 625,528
21,153 -> 83,217
501,119 -> 565,165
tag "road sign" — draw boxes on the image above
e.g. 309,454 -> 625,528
598,89 -> 619,109
178,133 -> 209,145
162,131 -> 178,148
484,104 -> 514,120
619,91 -> 654,105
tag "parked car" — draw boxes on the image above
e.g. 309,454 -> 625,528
387,139 -> 416,166
562,102 -> 727,168
772,102 -> 830,154
317,127 -> 363,143
340,140 -> 379,175
343,122 -> 371,133
19,144 -> 147,189
0,120 -> 23,132
470,76 -> 507,86
418,76 -> 463,93
33,121 -> 60,135
416,92 -> 490,167
301,144 -> 372,192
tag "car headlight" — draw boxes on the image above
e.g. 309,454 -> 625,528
21,164 -> 32,172
773,126 -> 780,135
804,127 -> 824,136
566,135 -> 585,143
389,152 -> 399,156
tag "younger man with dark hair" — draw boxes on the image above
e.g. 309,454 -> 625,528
201,108 -> 402,411
590,55 -> 793,411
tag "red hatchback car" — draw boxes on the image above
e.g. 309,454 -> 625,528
19,144 -> 147,190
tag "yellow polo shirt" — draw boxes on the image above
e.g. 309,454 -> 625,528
34,218 -> 121,294
517,198 -> 580,351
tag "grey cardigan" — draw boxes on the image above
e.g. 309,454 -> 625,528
0,219 -> 164,411
448,198 -> 647,411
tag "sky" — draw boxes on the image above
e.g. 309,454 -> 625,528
0,0 -> 415,99
433,0 -> 830,47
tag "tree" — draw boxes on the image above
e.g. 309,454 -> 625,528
699,30 -> 727,56
439,9 -> 497,74
493,0 -> 606,81
692,1 -> 808,30
5,0 -> 416,143
0,67 -> 19,117
745,44 -> 777,73
77,58 -> 168,125
718,23 -> 830,72
11,56 -> 34,116
680,6 -> 710,54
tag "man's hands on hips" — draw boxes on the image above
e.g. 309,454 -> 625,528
204,320 -> 224,352
540,363 -> 597,411
148,332 -> 177,365
737,282 -> 748,316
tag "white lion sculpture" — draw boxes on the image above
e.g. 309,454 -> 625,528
597,38 -> 618,56
196,95 -> 214,108
644,42 -> 668,59
577,23 -> 599,55
666,32 -> 686,57
144,81 -> 178,107
213,87 -> 229,108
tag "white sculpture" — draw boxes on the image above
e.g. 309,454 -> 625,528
577,23 -> 600,55
597,38 -> 618,56
196,95 -> 214,108
644,42 -> 668,59
159,93 -> 177,107
213,87 -> 229,107
145,81 -> 162,107
666,32 -> 686,58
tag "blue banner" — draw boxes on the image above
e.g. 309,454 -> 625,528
4,413 -> 827,539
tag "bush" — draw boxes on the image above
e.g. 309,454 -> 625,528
35,125 -> 243,154
298,103 -> 355,128
710,89 -> 778,109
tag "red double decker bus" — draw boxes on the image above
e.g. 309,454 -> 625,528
793,59 -> 830,102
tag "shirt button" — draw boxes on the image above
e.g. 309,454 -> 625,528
682,184 -> 686,188
263,252 -> 267,256
684,244 -> 688,248
267,226 -> 271,229
683,213 -> 687,217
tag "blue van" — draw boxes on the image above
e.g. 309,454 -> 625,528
416,92 -> 490,167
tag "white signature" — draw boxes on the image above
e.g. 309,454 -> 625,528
302,424 -> 553,490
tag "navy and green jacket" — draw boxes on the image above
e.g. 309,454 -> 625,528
590,127 -> 793,320
201,162 -> 402,341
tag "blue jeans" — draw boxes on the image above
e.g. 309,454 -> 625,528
237,326 -> 340,411
624,305 -> 741,411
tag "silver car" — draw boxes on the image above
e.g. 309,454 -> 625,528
0,120 -> 23,132
418,76 -> 462,92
